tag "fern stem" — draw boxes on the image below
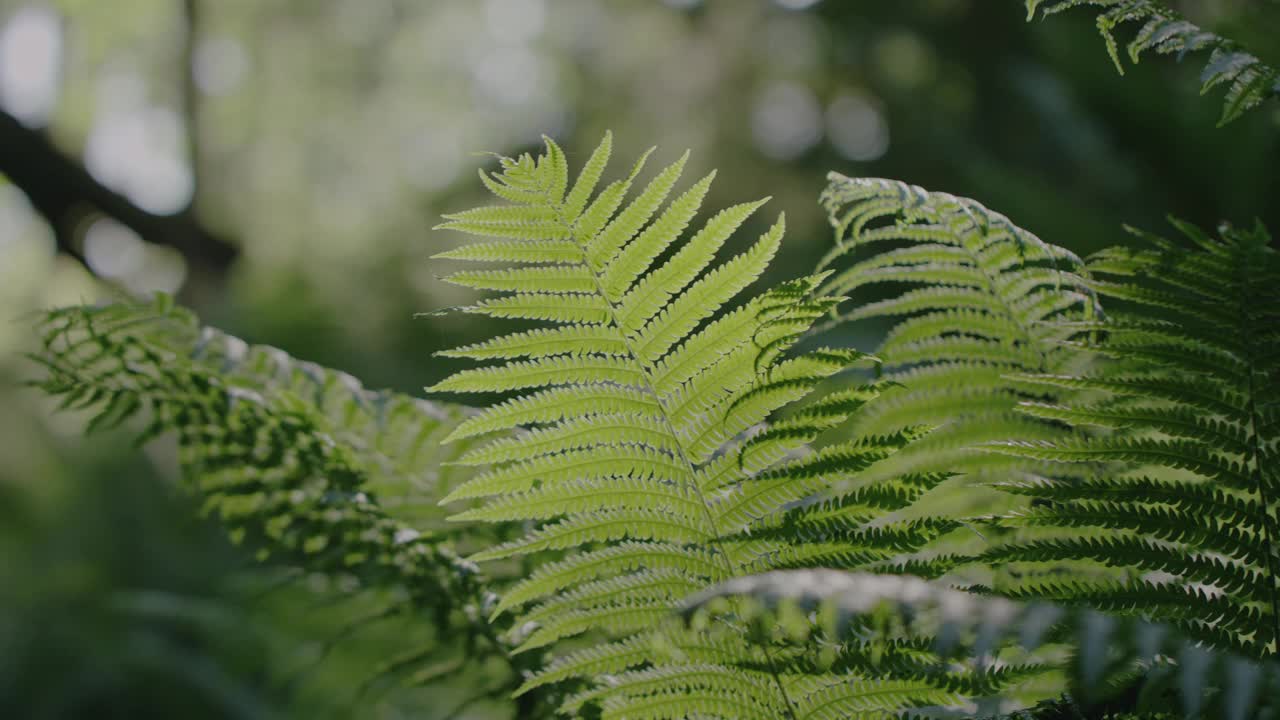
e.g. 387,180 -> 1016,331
549,191 -> 802,720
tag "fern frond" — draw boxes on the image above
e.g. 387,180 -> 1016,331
29,296 -> 530,706
431,136 -> 932,717
33,295 -> 481,521
818,175 -> 1096,490
1025,0 -> 1280,125
985,220 -> 1280,661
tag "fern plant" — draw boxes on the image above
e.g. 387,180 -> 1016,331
36,132 -> 1280,717
979,220 -> 1280,661
816,175 -> 1096,504
27,2 -> 1280,705
426,133 -> 1012,718
684,569 -> 1280,719
1025,0 -> 1280,125
811,169 -> 1280,712
30,296 -> 539,711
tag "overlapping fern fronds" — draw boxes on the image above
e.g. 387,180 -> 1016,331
685,569 -> 1280,719
817,175 -> 1096,495
984,220 -> 1280,662
30,297 -> 529,707
1026,0 -> 1280,125
430,135 -> 976,718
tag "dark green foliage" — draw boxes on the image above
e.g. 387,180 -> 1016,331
28,152 -> 1280,716
684,569 -> 1280,719
811,173 -> 1280,715
1026,0 -> 1280,125
981,221 -> 1280,660
817,174 -> 1095,501
29,296 -> 534,710
16,0 -> 1280,715
0,459 -> 292,719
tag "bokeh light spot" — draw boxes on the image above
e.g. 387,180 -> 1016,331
83,217 -> 187,295
775,0 -> 822,10
751,82 -> 822,160
193,36 -> 249,96
484,0 -> 546,42
0,5 -> 62,126
85,101 -> 194,215
471,45 -> 544,106
826,92 -> 890,162
83,217 -> 145,278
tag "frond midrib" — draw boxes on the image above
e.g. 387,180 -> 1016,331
537,169 -> 803,719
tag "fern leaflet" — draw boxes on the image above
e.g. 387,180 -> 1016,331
1026,0 -> 1280,125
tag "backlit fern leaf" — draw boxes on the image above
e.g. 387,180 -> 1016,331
430,135 -> 960,718
34,295 -> 478,519
984,220 -> 1280,662
684,570 -> 1280,719
29,296 -> 530,708
817,175 -> 1096,494
1026,0 -> 1280,125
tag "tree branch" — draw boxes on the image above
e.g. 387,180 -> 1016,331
181,0 -> 205,215
0,108 -> 238,279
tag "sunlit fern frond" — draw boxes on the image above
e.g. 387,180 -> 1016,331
28,296 -> 529,707
684,569 -> 1280,720
984,220 -> 1280,662
1025,0 -> 1280,125
430,134 -> 965,718
817,175 -> 1097,497
33,294 -> 480,520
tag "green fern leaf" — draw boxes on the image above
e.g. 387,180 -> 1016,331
984,220 -> 1280,661
818,175 -> 1096,492
29,297 -> 530,705
430,136 -> 932,717
1026,0 -> 1280,124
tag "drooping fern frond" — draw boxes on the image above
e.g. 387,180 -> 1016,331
1026,0 -> 1280,125
684,569 -> 1280,719
29,296 -> 532,708
983,220 -> 1280,662
431,135 -> 970,718
34,294 -> 479,517
817,175 -> 1096,494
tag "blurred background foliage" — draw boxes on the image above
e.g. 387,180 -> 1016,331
1,0 -> 1278,717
